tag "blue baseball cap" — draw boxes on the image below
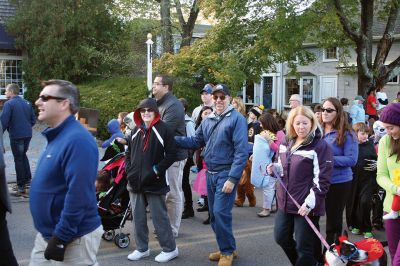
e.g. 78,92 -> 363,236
201,84 -> 213,94
212,84 -> 230,96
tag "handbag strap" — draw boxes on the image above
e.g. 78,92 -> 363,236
207,109 -> 233,139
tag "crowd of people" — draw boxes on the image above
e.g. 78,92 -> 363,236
1,78 -> 400,266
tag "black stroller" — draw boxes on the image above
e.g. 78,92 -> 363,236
97,144 -> 132,249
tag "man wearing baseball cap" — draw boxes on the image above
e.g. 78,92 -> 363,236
176,84 -> 248,266
191,84 -> 214,122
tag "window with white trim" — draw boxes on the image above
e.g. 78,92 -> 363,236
0,59 -> 24,97
284,77 -> 316,106
388,75 -> 399,84
323,47 -> 339,62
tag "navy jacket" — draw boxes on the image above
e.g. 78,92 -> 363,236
175,106 -> 248,183
1,96 -> 36,139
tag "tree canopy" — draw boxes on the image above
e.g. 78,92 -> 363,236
155,0 -> 400,95
6,0 -> 129,100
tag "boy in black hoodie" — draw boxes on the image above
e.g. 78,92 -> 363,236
346,122 -> 377,239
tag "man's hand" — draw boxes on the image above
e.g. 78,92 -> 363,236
44,235 -> 69,262
221,180 -> 235,193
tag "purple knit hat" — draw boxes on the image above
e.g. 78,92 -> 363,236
380,103 -> 400,126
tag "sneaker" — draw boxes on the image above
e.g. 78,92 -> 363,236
154,247 -> 178,263
257,209 -> 270,217
363,232 -> 373,239
127,249 -> 150,261
209,250 -> 238,261
351,228 -> 361,235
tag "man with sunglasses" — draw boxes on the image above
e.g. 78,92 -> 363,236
29,80 -> 102,265
175,84 -> 248,266
152,74 -> 187,238
0,83 -> 36,197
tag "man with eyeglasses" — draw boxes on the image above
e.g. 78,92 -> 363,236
29,80 -> 102,265
289,94 -> 303,109
175,84 -> 248,266
152,74 -> 187,238
1,83 -> 36,197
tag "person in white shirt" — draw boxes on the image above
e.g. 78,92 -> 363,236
376,86 -> 388,114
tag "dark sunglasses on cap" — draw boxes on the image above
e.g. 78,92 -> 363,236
38,94 -> 66,102
321,108 -> 336,113
213,95 -> 226,101
140,108 -> 155,113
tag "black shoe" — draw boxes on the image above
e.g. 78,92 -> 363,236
197,205 -> 208,212
203,216 -> 210,225
182,208 -> 194,219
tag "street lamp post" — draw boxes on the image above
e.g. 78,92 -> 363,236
146,33 -> 154,98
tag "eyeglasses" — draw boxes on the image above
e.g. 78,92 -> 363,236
153,82 -> 165,86
140,108 -> 155,113
321,108 -> 336,113
38,95 -> 66,102
213,95 -> 226,101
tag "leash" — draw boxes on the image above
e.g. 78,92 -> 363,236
272,169 -> 331,251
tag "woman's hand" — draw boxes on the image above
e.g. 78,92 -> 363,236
298,203 -> 311,217
397,187 -> 400,196
267,164 -> 274,175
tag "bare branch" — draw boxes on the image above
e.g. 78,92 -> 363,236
332,0 -> 361,41
373,2 -> 400,67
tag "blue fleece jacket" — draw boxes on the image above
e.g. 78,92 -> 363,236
323,130 -> 358,184
0,96 -> 36,139
30,115 -> 101,242
102,118 -> 124,149
175,105 -> 248,182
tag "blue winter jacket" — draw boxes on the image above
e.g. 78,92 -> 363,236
323,130 -> 358,184
102,118 -> 124,148
0,96 -> 36,139
30,116 -> 101,242
350,103 -> 365,125
175,105 -> 248,183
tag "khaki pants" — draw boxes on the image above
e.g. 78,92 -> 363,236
29,226 -> 103,266
166,159 -> 186,237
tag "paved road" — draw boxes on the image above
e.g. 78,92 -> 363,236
4,123 -> 389,266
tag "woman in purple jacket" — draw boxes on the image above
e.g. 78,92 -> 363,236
268,106 -> 333,265
321,97 -> 358,245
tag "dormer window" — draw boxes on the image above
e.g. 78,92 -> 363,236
323,47 -> 339,62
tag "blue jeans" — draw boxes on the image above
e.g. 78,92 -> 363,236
274,209 -> 320,265
206,170 -> 237,255
10,138 -> 32,188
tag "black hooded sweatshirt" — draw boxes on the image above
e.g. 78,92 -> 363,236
125,98 -> 177,194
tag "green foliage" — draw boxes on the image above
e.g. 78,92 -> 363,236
78,76 -> 201,140
6,0 -> 130,103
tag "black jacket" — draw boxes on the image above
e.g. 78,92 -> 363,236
125,103 -> 177,194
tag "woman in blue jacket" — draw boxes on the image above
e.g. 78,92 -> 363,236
322,97 -> 358,245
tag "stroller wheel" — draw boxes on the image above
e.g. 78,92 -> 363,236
115,233 -> 130,248
102,230 -> 115,241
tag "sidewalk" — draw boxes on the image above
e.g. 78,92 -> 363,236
4,122 -> 105,185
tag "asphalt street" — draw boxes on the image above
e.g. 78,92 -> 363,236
4,123 -> 389,266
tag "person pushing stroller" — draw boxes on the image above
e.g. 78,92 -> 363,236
124,98 -> 179,263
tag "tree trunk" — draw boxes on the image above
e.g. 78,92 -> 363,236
160,0 -> 173,54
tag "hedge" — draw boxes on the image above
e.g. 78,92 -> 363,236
78,76 -> 201,140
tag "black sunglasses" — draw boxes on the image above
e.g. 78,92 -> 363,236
213,95 -> 226,101
38,95 -> 66,102
321,108 -> 336,113
140,108 -> 155,113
